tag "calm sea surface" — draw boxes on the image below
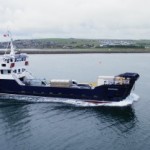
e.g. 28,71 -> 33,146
0,53 -> 150,150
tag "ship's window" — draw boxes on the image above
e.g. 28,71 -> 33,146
1,69 -> 15,74
2,64 -> 6,67
13,70 -> 17,73
7,59 -> 9,63
18,69 -> 21,73
10,59 -> 13,62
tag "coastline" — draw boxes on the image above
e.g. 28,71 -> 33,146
0,48 -> 150,54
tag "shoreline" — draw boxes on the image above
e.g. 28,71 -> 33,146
0,48 -> 150,54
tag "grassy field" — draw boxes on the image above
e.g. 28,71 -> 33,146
33,38 -> 150,50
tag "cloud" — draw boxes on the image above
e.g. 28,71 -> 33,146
0,0 -> 150,40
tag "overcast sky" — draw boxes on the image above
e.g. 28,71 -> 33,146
0,0 -> 150,41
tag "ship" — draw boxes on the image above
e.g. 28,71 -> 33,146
0,35 -> 139,103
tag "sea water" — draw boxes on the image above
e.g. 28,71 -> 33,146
0,53 -> 149,150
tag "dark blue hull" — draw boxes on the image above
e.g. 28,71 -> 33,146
0,73 -> 139,102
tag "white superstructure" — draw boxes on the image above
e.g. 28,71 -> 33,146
0,35 -> 30,80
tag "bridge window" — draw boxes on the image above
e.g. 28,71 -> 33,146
2,64 -> 6,67
0,70 -> 11,74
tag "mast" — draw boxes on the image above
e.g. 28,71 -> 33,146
10,37 -> 15,55
4,31 -> 15,55
8,31 -> 15,55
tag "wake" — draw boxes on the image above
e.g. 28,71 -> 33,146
0,93 -> 139,107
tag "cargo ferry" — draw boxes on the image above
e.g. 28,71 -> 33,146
0,36 -> 139,103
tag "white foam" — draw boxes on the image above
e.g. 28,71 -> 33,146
58,93 -> 139,107
0,93 -> 139,107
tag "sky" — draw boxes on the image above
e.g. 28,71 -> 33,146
0,0 -> 150,41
